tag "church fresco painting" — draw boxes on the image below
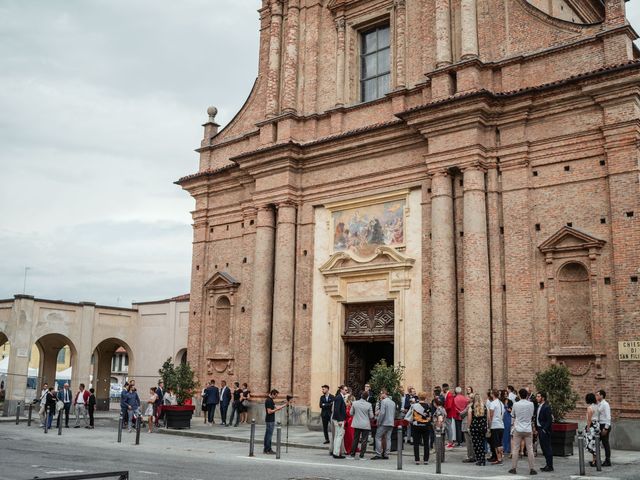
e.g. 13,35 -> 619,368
332,198 -> 405,256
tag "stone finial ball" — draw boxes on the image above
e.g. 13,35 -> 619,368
207,106 -> 218,119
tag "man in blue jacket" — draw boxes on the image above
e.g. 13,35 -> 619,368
120,382 -> 129,428
219,380 -> 232,426
203,380 -> 220,425
535,392 -> 554,472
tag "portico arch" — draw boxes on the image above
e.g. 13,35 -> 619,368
92,338 -> 133,410
33,333 -> 77,393
175,348 -> 188,366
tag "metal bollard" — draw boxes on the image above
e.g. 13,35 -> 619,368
117,412 -> 123,443
27,403 -> 33,426
276,422 -> 282,459
44,406 -> 49,434
57,410 -> 63,436
15,401 -> 21,425
577,433 -> 586,476
328,420 -> 334,456
595,434 -> 602,471
396,427 -> 403,470
135,414 -> 141,445
249,419 -> 256,457
435,431 -> 442,474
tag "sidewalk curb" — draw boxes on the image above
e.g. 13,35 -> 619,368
156,427 -> 328,451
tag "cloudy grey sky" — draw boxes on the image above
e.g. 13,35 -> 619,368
1,1 -> 639,307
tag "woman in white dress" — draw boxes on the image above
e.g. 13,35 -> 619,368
145,387 -> 158,433
584,392 -> 601,466
163,387 -> 178,406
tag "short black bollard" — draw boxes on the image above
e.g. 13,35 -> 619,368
15,401 -> 21,425
135,413 -> 141,445
44,405 -> 49,434
595,434 -> 602,471
27,403 -> 33,426
117,412 -> 123,443
435,430 -> 443,474
328,420 -> 334,456
249,419 -> 256,457
577,433 -> 586,476
276,422 -> 282,459
396,427 -> 403,470
57,410 -> 63,436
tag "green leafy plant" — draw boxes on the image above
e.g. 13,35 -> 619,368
367,359 -> 405,406
158,357 -> 199,406
534,364 -> 579,421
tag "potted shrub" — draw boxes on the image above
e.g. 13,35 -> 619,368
159,358 -> 199,429
534,364 -> 579,456
367,359 -> 405,451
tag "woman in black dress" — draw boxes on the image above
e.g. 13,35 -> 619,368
468,393 -> 488,466
239,383 -> 250,424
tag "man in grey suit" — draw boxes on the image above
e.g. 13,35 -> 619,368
371,389 -> 396,460
348,391 -> 374,459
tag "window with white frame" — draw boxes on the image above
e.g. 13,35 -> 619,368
360,24 -> 390,102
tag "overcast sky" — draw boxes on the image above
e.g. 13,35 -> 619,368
1,1 -> 639,307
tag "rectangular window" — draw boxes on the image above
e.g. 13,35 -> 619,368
360,24 -> 391,103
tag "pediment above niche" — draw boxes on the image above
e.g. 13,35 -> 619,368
320,246 -> 414,276
204,271 -> 240,292
539,226 -> 606,254
327,0 -> 393,14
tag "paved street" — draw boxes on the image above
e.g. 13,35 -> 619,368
1,419 -> 639,480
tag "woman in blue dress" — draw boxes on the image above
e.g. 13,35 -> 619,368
501,390 -> 513,455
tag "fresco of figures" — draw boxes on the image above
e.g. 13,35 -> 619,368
332,198 -> 405,256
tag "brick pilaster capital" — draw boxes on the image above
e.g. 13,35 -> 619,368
460,161 -> 487,174
426,166 -> 451,178
335,16 -> 346,31
394,0 -> 406,9
269,0 -> 283,16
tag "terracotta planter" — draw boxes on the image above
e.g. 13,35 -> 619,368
163,405 -> 195,429
551,422 -> 578,456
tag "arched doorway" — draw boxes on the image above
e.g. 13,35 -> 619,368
92,338 -> 133,411
0,332 -> 9,406
33,334 -> 77,393
175,348 -> 188,366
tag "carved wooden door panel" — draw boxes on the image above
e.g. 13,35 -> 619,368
345,343 -> 365,395
344,302 -> 394,340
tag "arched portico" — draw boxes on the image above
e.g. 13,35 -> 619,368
92,338 -> 134,410
33,333 -> 77,392
175,348 -> 187,365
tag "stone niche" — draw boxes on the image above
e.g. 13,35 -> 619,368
203,271 -> 240,376
539,226 -> 606,379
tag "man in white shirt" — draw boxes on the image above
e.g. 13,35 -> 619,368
596,389 -> 612,466
487,389 -> 505,465
509,388 -> 537,475
38,382 -> 49,427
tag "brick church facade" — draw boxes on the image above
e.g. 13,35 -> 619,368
178,0 -> 639,442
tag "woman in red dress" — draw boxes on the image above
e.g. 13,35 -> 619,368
344,394 -> 356,454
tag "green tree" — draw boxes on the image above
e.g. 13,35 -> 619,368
158,358 -> 199,405
534,364 -> 579,421
367,359 -> 405,406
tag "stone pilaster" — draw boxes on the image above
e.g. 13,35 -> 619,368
266,0 -> 283,117
335,16 -> 346,107
462,165 -> 492,392
282,0 -> 300,113
249,206 -> 276,395
460,0 -> 478,59
394,0 -> 407,89
435,0 -> 452,67
430,171 -> 457,386
270,202 -> 297,394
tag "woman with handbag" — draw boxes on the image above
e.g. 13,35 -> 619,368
468,393 -> 488,466
239,383 -> 251,424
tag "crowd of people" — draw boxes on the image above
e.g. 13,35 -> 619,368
37,381 -> 95,430
201,380 -> 251,427
119,379 -> 181,433
314,382 -> 612,475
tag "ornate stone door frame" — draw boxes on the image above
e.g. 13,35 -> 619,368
203,271 -> 240,376
539,226 -> 606,378
319,246 -> 414,385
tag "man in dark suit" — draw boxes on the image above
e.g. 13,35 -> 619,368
331,385 -> 348,459
220,380 -> 232,426
319,384 -> 334,444
204,380 -> 220,425
535,392 -> 554,472
56,383 -> 72,428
